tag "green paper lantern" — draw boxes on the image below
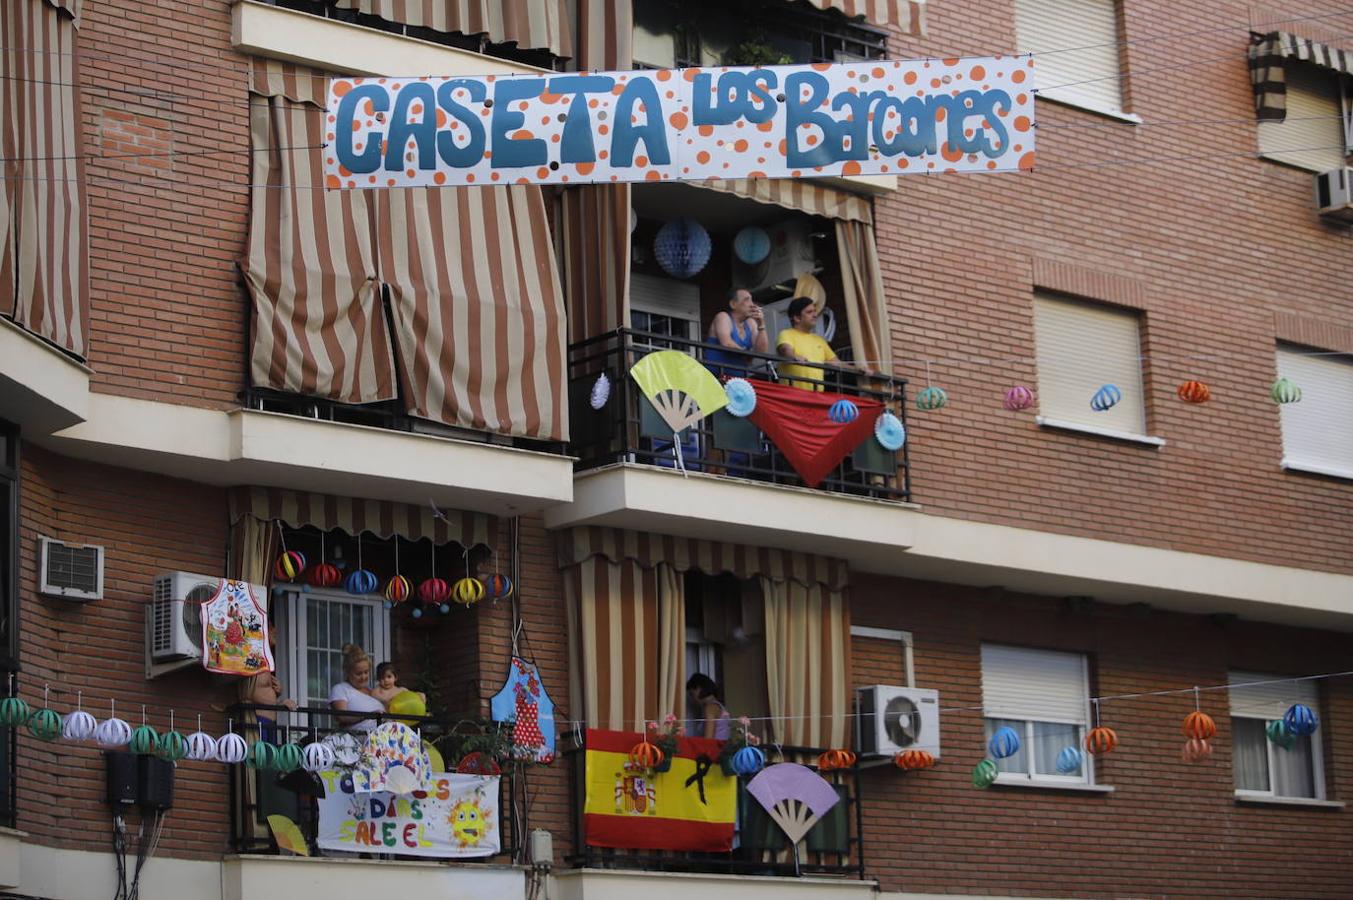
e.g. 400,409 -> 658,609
26,708 -> 62,742
156,730 -> 188,761
1270,377 -> 1301,405
248,740 -> 278,771
274,743 -> 303,773
972,758 -> 999,789
1266,718 -> 1297,750
129,725 -> 159,755
916,386 -> 948,411
0,697 -> 31,728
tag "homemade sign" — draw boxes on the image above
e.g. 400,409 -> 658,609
326,58 -> 1035,188
316,769 -> 501,858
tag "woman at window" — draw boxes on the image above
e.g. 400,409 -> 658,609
687,673 -> 731,740
329,643 -> 385,732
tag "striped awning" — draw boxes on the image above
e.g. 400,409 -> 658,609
248,58 -> 328,108
1249,31 -> 1353,121
697,177 -> 873,223
802,0 -> 925,36
333,0 -> 573,59
229,486 -> 495,549
558,527 -> 849,590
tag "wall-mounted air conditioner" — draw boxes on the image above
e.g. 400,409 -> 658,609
856,685 -> 941,758
743,219 -> 821,296
1315,168 -> 1353,223
38,536 -> 104,601
147,573 -> 264,665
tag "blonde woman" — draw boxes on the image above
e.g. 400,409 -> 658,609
328,643 -> 385,732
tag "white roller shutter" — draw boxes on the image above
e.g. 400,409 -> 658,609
1229,671 -> 1318,719
1014,0 -> 1123,114
1276,345 -> 1353,475
1033,293 -> 1146,435
982,644 -> 1089,725
1257,67 -> 1348,172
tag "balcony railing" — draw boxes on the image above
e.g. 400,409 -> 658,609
568,328 -> 911,502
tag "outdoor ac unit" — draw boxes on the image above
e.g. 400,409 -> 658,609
148,572 -> 263,662
1314,168 -> 1353,223
856,685 -> 941,758
745,219 -> 820,295
38,536 -> 104,601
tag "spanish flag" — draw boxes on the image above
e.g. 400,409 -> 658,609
583,729 -> 736,851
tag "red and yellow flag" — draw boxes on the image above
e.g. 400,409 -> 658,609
583,729 -> 736,851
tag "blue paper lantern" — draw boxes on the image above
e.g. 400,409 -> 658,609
874,411 -> 906,451
731,745 -> 766,776
1090,384 -> 1122,411
1283,703 -> 1318,737
988,726 -> 1021,760
1056,746 -> 1083,774
828,399 -> 859,424
344,568 -> 378,596
733,226 -> 771,265
724,378 -> 757,417
654,218 -> 712,279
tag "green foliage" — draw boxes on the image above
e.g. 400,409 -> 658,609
725,32 -> 792,67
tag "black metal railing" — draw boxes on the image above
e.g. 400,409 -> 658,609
568,328 -> 911,502
565,737 -> 865,879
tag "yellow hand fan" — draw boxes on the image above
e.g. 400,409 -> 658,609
267,814 -> 310,856
629,350 -> 729,433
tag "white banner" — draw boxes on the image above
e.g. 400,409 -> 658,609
325,57 -> 1034,189
316,769 -> 501,858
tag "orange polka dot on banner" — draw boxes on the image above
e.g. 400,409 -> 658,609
757,156 -> 765,163
806,135 -> 818,146
589,99 -> 599,108
326,157 -> 334,165
941,143 -> 963,162
646,170 -> 662,180
351,121 -> 361,132
778,139 -> 787,156
368,175 -> 376,183
656,70 -> 672,81
363,99 -> 374,116
598,124 -> 609,135
513,130 -> 534,141
437,110 -> 448,127
698,125 -> 714,137
1019,151 -> 1036,171
1017,93 -> 1028,104
611,85 -> 625,95
518,177 -> 530,184
467,173 -> 476,182
872,67 -> 886,79
325,174 -> 341,188
943,57 -> 959,65
669,112 -> 688,129
811,63 -> 831,72
347,180 -> 356,187
748,170 -> 765,178
537,167 -> 550,179
551,134 -> 560,142
898,159 -> 908,169
791,169 -> 801,177
936,107 -> 947,122
757,121 -> 774,132
683,68 -> 702,81
970,65 -> 986,81
1012,70 -> 1026,83
1014,116 -> 1031,132
599,150 -> 609,159
404,168 -> 414,178
577,162 -> 595,176
880,164 -> 889,172
332,81 -> 353,97
904,71 -> 917,85
636,155 -> 649,167
987,161 -> 997,170
338,164 -> 352,177
541,92 -> 563,104
696,150 -> 711,164
842,160 -> 862,175
491,172 -> 500,181
733,139 -> 748,152
610,175 -> 618,181
542,116 -> 551,125
930,78 -> 942,88
388,178 -> 397,186
666,90 -> 675,99
434,172 -> 446,185
328,115 -> 336,123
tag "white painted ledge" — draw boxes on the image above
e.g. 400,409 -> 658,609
1036,92 -> 1143,124
1282,458 -> 1353,482
552,868 -> 877,900
0,317 -> 90,436
1235,793 -> 1345,810
992,776 -> 1114,794
0,826 -> 23,890
223,855 -> 525,900
1035,416 -> 1164,447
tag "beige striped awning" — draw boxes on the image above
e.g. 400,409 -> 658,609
802,0 -> 925,36
558,527 -> 849,590
1249,31 -> 1353,121
697,177 -> 873,223
248,57 -> 328,108
333,0 -> 573,59
229,487 -> 495,549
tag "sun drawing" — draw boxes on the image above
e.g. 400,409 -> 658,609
447,798 -> 492,848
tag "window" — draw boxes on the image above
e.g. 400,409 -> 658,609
279,588 -> 391,710
1257,66 -> 1348,172
981,644 -> 1092,784
0,421 -> 16,671
1229,672 -> 1325,800
1275,344 -> 1353,478
1032,293 -> 1148,438
1014,0 -> 1127,117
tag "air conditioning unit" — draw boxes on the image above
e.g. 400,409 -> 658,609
39,536 -> 104,601
148,572 -> 264,663
744,219 -> 820,296
856,685 -> 941,758
1315,168 -> 1353,223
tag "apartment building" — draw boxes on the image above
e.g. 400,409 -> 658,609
1,0 -> 1351,897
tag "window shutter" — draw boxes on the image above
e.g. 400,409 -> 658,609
981,644 -> 1089,725
1257,66 -> 1348,172
1014,0 -> 1123,114
1276,345 -> 1353,474
1229,671 -> 1317,719
1033,293 -> 1146,434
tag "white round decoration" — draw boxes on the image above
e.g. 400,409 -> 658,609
62,710 -> 98,743
215,733 -> 248,764
94,717 -> 132,749
303,741 -> 336,772
186,731 -> 218,762
590,372 -> 611,410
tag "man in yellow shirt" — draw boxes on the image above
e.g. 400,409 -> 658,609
775,297 -> 871,390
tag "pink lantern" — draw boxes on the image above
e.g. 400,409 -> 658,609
1003,385 -> 1035,411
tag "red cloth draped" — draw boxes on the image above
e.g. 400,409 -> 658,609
746,380 -> 883,488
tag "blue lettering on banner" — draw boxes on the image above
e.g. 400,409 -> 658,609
334,84 -> 387,174
437,79 -> 487,167
490,78 -> 548,169
610,77 -> 670,167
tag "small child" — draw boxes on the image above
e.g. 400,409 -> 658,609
371,662 -> 425,706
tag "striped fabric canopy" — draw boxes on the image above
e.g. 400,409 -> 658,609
802,0 -> 926,35
1249,31 -> 1353,121
333,0 -> 573,59
229,486 -> 494,549
697,178 -> 873,223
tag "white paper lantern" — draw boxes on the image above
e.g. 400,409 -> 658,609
590,372 -> 611,410
185,731 -> 218,762
303,741 -> 336,772
95,717 -> 132,749
62,710 -> 97,743
215,733 -> 248,764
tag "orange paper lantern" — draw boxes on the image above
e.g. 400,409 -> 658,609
1085,726 -> 1118,755
1181,738 -> 1212,763
893,749 -> 935,771
1177,380 -> 1211,403
817,748 -> 857,771
628,740 -> 664,770
1182,710 -> 1216,741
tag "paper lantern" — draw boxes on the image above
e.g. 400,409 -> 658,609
1270,377 -> 1301,405
156,731 -> 188,762
1283,703 -> 1318,737
248,740 -> 277,770
1084,726 -> 1118,755
129,724 -> 159,755
453,577 -> 486,606
456,750 -> 503,776
1055,746 -> 1083,775
307,562 -> 341,589
1003,385 -> 1035,411
629,740 -> 664,770
724,378 -> 757,417
275,743 -> 303,773
733,226 -> 771,265
95,717 -> 132,749
1090,384 -> 1122,412
62,710 -> 97,743
988,726 -> 1021,760
216,733 -> 248,764
186,731 -> 218,762
344,568 -> 378,596
303,741 -> 335,772
1181,738 -> 1212,763
828,399 -> 859,424
653,218 -> 712,279
732,745 -> 767,776
0,697 -> 30,727
972,758 -> 999,788
384,575 -> 411,605
590,372 -> 611,410
893,749 -> 934,771
418,577 -> 450,606
1266,718 -> 1296,750
915,386 -> 947,411
273,550 -> 307,582
1177,380 -> 1211,404
1182,710 -> 1216,741
873,411 -> 906,451
816,748 -> 856,771
483,573 -> 514,600
27,709 -> 62,742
